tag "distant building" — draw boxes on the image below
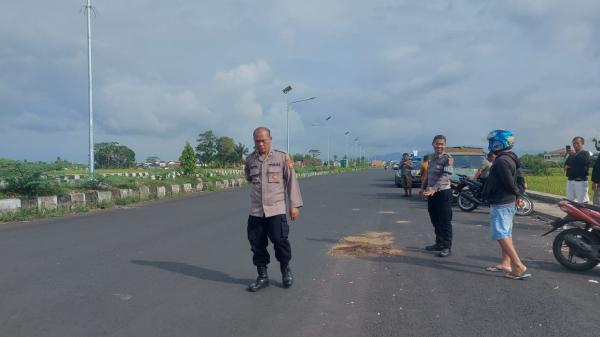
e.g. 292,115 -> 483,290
544,148 -> 567,161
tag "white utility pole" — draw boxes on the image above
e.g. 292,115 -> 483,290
85,0 -> 95,176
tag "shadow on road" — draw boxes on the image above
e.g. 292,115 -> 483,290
373,192 -> 404,200
131,260 -> 257,286
464,255 -> 600,276
306,237 -> 339,244
360,253 -> 498,278
370,182 -> 398,188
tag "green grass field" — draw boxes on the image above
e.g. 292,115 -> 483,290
525,174 -> 594,198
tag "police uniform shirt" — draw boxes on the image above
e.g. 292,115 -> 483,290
244,149 -> 303,217
423,153 -> 454,191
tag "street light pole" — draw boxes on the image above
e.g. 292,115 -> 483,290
85,0 -> 94,177
325,116 -> 332,166
286,96 -> 316,154
354,138 -> 359,166
282,85 -> 292,154
344,131 -> 350,161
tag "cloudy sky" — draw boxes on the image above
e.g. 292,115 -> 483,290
1,0 -> 599,163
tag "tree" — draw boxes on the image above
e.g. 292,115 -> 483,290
215,136 -> 237,167
233,142 -> 249,164
308,149 -> 321,159
179,142 -> 197,176
94,142 -> 136,169
145,156 -> 160,164
196,130 -> 218,165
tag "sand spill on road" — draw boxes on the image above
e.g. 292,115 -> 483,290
329,232 -> 403,257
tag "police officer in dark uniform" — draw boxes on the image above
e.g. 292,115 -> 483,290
244,127 -> 303,292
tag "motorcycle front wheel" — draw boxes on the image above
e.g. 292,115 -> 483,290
515,195 -> 534,216
457,192 -> 478,212
552,227 -> 599,272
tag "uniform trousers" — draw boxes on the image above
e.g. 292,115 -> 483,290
247,214 -> 291,267
427,188 -> 453,249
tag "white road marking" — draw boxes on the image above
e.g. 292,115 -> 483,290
113,293 -> 133,301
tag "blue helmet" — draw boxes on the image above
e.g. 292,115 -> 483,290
487,130 -> 514,153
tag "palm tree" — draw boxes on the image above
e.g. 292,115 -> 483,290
234,142 -> 250,164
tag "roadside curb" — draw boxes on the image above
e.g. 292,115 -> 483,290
527,190 -> 562,222
531,210 -> 560,222
526,190 -> 562,204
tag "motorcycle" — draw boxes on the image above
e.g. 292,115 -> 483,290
455,174 -> 534,216
450,179 -> 461,204
542,199 -> 600,271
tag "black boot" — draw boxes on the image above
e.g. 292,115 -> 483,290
248,266 -> 269,292
281,264 -> 293,288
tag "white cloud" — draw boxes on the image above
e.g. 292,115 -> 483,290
2,0 -> 600,162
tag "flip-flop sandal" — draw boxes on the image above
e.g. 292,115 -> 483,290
504,272 -> 532,280
485,266 -> 508,272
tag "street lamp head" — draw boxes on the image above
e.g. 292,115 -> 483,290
344,131 -> 350,135
325,116 -> 332,121
282,85 -> 292,94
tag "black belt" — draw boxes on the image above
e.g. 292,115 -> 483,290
569,178 -> 587,182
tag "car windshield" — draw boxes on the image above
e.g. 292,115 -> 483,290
452,155 -> 484,169
411,158 -> 422,167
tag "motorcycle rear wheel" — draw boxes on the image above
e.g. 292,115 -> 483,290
515,196 -> 534,216
552,227 -> 599,272
458,192 -> 478,212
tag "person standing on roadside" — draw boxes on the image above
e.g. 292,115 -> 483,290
421,135 -> 454,257
400,153 -> 414,197
473,153 -> 496,186
244,127 -> 303,292
564,136 -> 591,203
482,130 -> 531,280
592,154 -> 600,206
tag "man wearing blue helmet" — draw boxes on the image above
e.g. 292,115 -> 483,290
481,130 -> 531,280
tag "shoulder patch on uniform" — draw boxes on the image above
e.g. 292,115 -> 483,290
273,149 -> 287,155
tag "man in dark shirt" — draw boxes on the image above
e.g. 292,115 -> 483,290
592,155 -> 600,206
564,137 -> 590,203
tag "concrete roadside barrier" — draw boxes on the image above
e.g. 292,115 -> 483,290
96,191 -> 113,204
138,186 -> 150,200
167,184 -> 180,195
37,196 -> 58,211
69,192 -> 86,209
0,198 -> 21,213
152,186 -> 166,199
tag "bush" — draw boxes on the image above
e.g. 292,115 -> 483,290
4,164 -> 64,196
78,176 -> 111,190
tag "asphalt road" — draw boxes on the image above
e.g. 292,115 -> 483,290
1,169 -> 599,337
